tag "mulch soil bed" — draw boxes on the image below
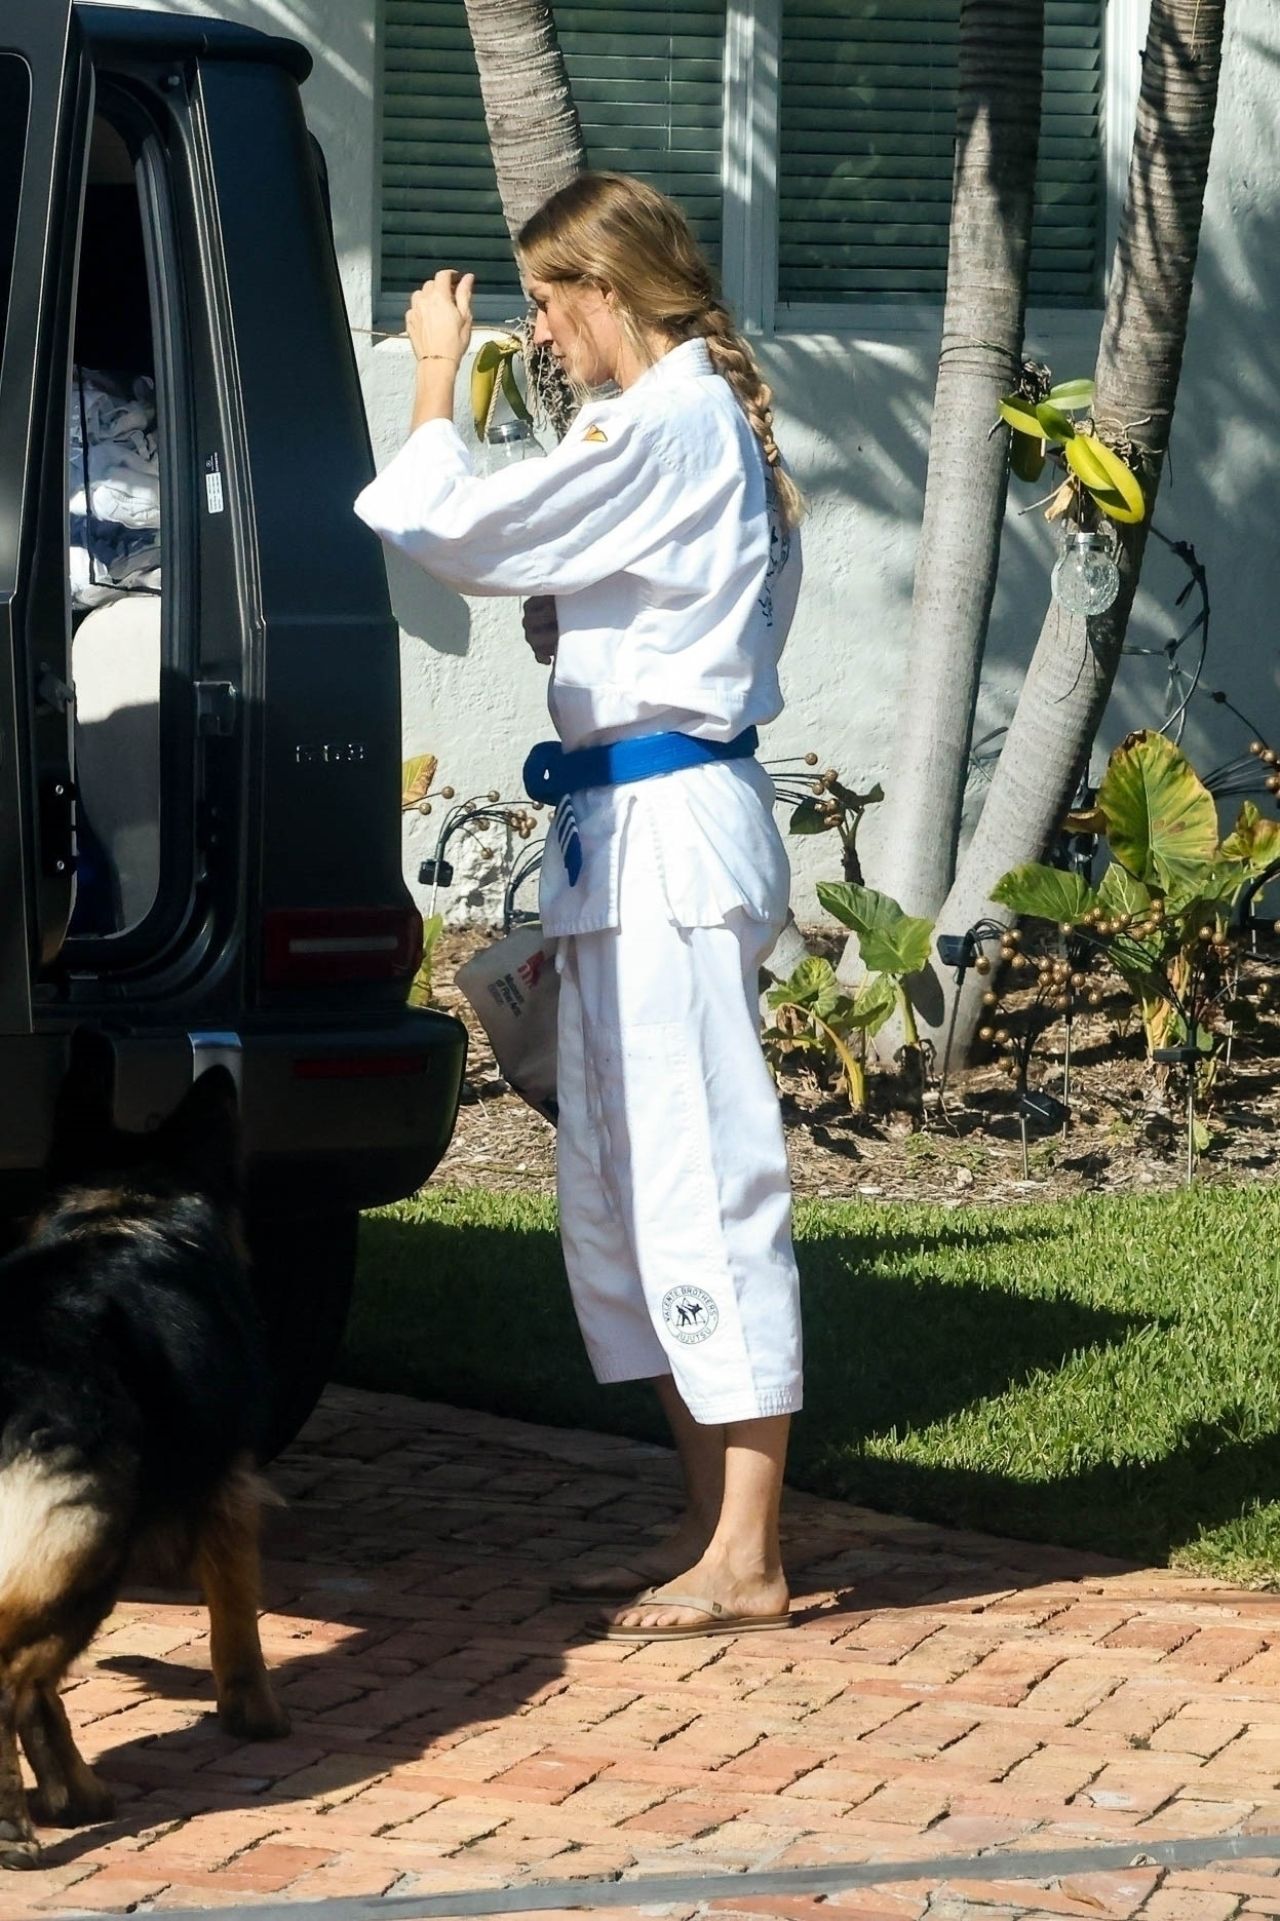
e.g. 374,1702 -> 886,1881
430,926 -> 1280,1206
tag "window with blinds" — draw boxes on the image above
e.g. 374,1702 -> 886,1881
380,1 -> 726,306
778,0 -> 1104,306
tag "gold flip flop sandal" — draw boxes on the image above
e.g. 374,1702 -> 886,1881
592,1592 -> 793,1643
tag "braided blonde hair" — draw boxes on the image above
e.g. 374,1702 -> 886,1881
517,173 -> 805,530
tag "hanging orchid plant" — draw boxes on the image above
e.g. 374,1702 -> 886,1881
997,368 -> 1148,618
997,371 -> 1147,528
469,332 -> 533,439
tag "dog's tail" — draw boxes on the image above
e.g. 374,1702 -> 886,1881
0,1443 -> 131,1671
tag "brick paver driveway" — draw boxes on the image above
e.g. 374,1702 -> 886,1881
10,1386 -> 1280,1920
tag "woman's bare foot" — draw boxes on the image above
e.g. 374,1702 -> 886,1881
602,1548 -> 789,1633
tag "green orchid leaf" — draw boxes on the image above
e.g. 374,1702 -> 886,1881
1034,401 -> 1077,442
991,863 -> 1095,924
499,353 -> 533,425
817,881 -> 934,976
997,396 -> 1045,439
469,340 -> 504,437
1046,377 -> 1095,410
1064,432 -> 1146,523
1010,430 -> 1047,484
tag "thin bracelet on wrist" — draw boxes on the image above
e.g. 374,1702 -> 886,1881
416,354 -> 459,366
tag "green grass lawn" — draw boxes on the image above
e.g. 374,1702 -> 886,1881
339,1183 -> 1280,1586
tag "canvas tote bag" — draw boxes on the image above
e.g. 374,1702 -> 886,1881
455,925 -> 559,1123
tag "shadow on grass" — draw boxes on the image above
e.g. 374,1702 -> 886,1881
343,1207 -> 1125,1440
810,1425 -> 1280,1575
341,1206 -> 1280,1574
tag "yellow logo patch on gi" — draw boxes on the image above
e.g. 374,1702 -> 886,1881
582,425 -> 609,443
661,1285 -> 719,1345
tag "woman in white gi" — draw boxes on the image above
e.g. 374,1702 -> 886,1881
356,173 -> 804,1642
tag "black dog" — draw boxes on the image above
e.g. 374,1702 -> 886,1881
0,1042 -> 288,1869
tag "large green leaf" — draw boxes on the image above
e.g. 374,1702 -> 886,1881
1097,866 -> 1166,992
1096,863 -> 1153,922
848,970 -> 898,1038
1165,864 -> 1251,924
817,881 -> 934,976
991,863 -> 1095,924
1220,800 -> 1280,876
1098,732 -> 1220,892
767,955 -> 841,1018
1106,938 -> 1165,1002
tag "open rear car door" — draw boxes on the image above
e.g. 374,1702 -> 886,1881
0,1 -> 90,1031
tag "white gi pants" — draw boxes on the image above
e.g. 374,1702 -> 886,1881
555,819 -> 803,1426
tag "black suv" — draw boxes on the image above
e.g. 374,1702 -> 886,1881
0,5 -> 466,1445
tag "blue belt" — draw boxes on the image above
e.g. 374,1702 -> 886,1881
522,726 -> 759,806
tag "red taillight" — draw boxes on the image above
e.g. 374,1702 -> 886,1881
263,907 -> 423,988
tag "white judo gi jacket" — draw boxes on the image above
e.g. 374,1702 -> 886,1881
354,337 -> 802,936
357,337 -> 805,1420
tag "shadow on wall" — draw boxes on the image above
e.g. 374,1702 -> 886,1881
385,547 -> 473,658
742,15 -> 1280,807
129,2 -> 1278,791
1097,23 -> 1280,770
120,0 -> 372,260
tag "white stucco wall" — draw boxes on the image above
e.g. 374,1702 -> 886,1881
98,0 -> 1280,927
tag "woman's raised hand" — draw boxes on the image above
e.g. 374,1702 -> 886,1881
405,269 -> 475,367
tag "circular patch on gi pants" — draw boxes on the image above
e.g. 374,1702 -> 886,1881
660,1284 -> 719,1345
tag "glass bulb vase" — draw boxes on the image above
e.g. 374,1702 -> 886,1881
1050,530 -> 1121,618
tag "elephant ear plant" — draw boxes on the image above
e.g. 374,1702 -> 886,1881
763,956 -> 896,1116
764,884 -> 935,1118
990,730 -> 1280,1177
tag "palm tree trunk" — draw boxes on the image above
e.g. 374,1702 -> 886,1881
927,0 -> 1228,1068
850,0 -> 1044,950
462,0 -> 586,243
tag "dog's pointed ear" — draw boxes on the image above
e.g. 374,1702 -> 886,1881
156,1066 -> 242,1206
47,1028 -> 117,1179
